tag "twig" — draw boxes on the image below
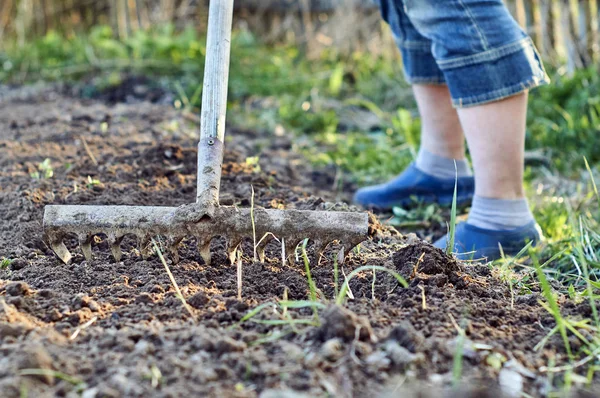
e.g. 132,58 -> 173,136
79,135 -> 98,166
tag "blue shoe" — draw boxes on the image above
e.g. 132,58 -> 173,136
353,163 -> 475,210
433,221 -> 543,261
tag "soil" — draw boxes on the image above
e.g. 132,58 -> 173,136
0,82 -> 598,398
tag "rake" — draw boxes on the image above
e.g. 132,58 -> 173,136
43,0 -> 368,266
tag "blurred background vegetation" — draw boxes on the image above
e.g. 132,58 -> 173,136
1,0 -> 600,288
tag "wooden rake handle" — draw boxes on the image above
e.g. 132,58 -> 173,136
196,0 -> 234,210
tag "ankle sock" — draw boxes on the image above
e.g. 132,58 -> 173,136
415,148 -> 472,180
467,195 -> 534,230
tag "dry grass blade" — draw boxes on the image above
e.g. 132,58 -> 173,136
69,316 -> 97,340
152,239 -> 196,321
79,135 -> 98,166
251,185 -> 257,262
18,369 -> 83,386
237,249 -> 243,300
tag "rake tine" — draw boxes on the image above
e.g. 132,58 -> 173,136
109,234 -> 124,262
198,237 -> 212,266
49,236 -> 72,265
227,237 -> 242,265
137,234 -> 152,259
284,238 -> 303,265
256,234 -> 275,263
168,235 -> 184,264
78,234 -> 93,262
313,240 -> 330,265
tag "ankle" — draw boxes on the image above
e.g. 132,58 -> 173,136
415,148 -> 472,179
467,195 -> 534,230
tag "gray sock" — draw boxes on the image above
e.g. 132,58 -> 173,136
467,195 -> 534,230
415,149 -> 472,179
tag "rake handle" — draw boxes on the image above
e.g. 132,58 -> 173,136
196,0 -> 234,210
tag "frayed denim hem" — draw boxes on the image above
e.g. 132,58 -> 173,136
442,37 -> 550,108
451,76 -> 550,108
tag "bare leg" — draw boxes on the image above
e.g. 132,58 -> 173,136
457,92 -> 528,199
413,84 -> 465,160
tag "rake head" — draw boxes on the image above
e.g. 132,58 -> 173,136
42,1 -> 369,266
43,204 -> 369,265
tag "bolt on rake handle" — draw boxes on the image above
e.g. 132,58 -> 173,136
196,0 -> 234,211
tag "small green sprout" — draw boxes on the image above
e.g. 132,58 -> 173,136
1,258 -> 12,269
30,158 -> 54,179
245,156 -> 261,173
86,176 -> 101,188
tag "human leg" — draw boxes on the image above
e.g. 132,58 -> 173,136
399,0 -> 548,259
353,0 -> 475,209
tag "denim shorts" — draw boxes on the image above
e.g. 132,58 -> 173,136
376,0 -> 550,107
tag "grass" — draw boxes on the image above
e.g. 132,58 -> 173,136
18,369 -> 84,387
446,161 -> 458,256
152,239 -> 196,320
532,249 -> 573,359
0,258 -> 11,269
301,240 -> 320,323
449,314 -> 466,388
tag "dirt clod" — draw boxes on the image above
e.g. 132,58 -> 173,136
6,282 -> 31,296
316,305 -> 375,343
9,259 -> 27,270
386,320 -> 424,353
187,291 -> 209,309
392,241 -> 459,280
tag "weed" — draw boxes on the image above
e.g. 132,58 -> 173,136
390,203 -> 443,229
245,156 -> 261,173
446,162 -> 458,256
86,175 -> 101,188
336,265 -> 408,306
18,369 -> 83,386
449,314 -> 465,388
30,158 -> 54,179
0,258 -> 12,269
301,240 -> 319,323
532,249 -> 573,359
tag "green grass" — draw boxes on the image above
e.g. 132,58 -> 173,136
0,258 -> 12,269
446,162 -> 458,256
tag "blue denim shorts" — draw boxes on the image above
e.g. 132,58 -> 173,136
376,0 -> 550,107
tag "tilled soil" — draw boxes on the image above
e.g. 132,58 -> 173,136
0,84 -> 597,397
